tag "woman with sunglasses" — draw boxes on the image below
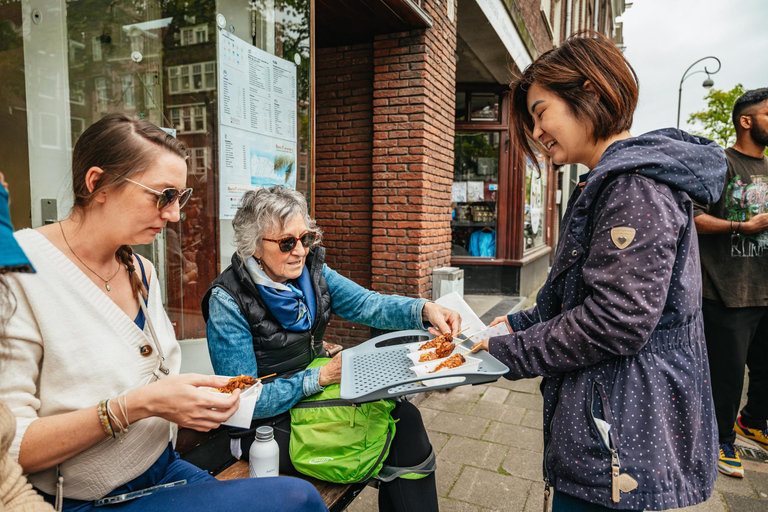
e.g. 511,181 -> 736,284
0,114 -> 327,511
202,186 -> 461,512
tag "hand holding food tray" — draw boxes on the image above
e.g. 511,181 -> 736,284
199,375 -> 266,429
339,329 -> 508,403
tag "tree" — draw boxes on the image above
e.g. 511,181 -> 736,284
687,84 -> 745,147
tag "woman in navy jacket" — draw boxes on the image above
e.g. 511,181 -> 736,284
473,32 -> 726,510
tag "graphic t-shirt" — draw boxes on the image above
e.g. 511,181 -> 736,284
694,147 -> 768,307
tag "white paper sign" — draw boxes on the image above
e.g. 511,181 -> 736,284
434,291 -> 486,337
217,29 -> 298,219
451,182 -> 467,203
469,322 -> 511,345
467,181 -> 484,202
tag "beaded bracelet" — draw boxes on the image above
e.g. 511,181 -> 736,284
97,400 -> 114,438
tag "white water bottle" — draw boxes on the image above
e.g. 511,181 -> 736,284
249,426 -> 280,478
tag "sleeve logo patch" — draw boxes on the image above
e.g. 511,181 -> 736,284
610,227 -> 636,249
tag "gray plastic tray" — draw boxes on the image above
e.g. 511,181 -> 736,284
339,330 -> 509,402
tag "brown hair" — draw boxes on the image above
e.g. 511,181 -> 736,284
510,30 -> 639,168
71,113 -> 189,298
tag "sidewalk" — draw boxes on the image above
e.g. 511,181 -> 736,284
347,295 -> 768,512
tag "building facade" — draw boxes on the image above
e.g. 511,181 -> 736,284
0,0 -> 626,352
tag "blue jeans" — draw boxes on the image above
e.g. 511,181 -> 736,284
41,445 -> 327,512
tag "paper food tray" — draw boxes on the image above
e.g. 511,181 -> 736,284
409,355 -> 482,386
339,329 -> 509,402
203,380 -> 262,429
405,343 -> 471,365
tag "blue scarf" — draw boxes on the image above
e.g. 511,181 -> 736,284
245,257 -> 316,332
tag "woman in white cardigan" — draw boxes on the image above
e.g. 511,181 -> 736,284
0,114 -> 326,512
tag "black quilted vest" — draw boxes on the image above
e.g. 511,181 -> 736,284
202,247 -> 332,380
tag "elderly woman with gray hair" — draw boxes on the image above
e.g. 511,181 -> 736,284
203,186 -> 459,512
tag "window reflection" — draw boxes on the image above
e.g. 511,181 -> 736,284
452,132 -> 500,258
524,153 -> 547,250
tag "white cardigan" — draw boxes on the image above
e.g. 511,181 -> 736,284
0,229 -> 181,500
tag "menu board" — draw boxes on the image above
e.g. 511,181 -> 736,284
217,29 -> 298,219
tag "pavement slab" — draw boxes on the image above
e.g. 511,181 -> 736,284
523,481 -> 546,512
479,386 -> 510,404
502,447 -> 545,482
438,436 -> 508,472
714,472 -> 758,496
519,409 -> 544,430
419,406 -> 440,429
428,430 -> 450,455
722,493 -> 768,512
482,422 -> 545,452
449,466 -> 532,511
429,411 -> 491,439
419,386 -> 487,415
437,497 -> 481,511
436,459 -> 463,496
469,401 -> 526,425
490,377 -> 542,394
504,391 -> 544,412
747,470 -> 768,498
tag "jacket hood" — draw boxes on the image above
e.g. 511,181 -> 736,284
592,128 -> 727,205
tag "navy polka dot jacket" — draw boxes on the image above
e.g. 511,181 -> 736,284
489,129 -> 727,510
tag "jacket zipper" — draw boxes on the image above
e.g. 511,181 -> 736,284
590,381 -> 622,503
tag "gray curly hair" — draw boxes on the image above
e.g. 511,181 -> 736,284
232,186 -> 322,262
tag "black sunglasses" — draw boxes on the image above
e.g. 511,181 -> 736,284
263,231 -> 318,252
123,177 -> 193,211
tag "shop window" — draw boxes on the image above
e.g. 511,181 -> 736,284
189,147 -> 208,176
524,153 -> 548,251
180,24 -> 208,46
68,40 -> 85,66
168,62 -> 216,95
455,91 -> 466,121
470,92 -> 500,122
144,72 -> 158,108
94,77 -> 109,112
169,104 -> 207,134
70,80 -> 85,105
3,0 -> 312,342
71,117 -> 85,146
92,36 -> 102,61
121,75 -> 135,108
452,132 -> 500,258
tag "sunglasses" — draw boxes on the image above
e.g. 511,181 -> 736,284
263,231 -> 318,252
122,177 -> 193,211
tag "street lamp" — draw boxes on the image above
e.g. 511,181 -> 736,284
677,56 -> 721,129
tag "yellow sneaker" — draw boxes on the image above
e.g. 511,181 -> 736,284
734,416 -> 768,450
718,443 -> 744,478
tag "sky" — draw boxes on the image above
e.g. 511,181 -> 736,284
621,0 -> 768,137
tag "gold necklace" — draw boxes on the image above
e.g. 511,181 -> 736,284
59,222 -> 123,292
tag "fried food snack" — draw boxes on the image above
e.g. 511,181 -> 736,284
418,332 -> 454,351
418,342 -> 456,362
217,374 -> 258,393
430,353 -> 465,373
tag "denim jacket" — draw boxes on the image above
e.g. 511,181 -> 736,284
206,264 -> 428,419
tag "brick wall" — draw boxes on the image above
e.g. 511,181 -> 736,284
314,43 -> 375,345
370,0 -> 456,299
314,0 -> 458,346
